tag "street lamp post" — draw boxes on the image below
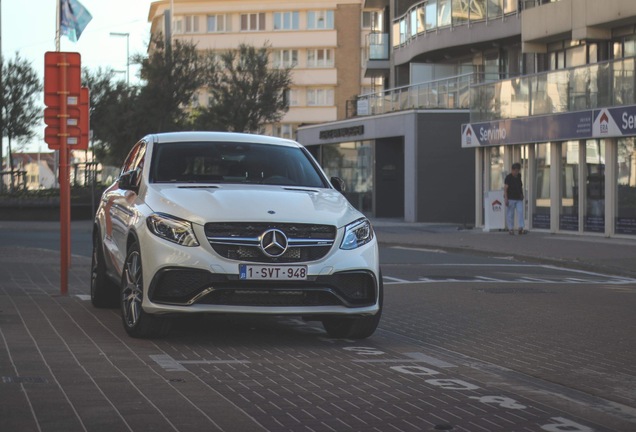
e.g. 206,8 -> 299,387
109,32 -> 130,85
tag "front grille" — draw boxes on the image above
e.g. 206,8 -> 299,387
198,288 -> 340,307
205,222 -> 336,263
148,268 -> 377,308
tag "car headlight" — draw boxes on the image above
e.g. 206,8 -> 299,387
146,213 -> 200,247
340,218 -> 374,250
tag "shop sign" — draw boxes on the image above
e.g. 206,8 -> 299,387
462,104 -> 636,147
462,110 -> 594,147
592,105 -> 636,138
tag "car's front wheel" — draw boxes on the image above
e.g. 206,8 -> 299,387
322,276 -> 383,339
121,241 -> 171,338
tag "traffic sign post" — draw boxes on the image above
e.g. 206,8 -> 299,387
44,51 -> 83,296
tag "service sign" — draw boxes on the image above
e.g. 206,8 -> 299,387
462,104 -> 636,148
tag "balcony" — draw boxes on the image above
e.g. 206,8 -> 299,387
364,32 -> 390,78
354,73 -> 474,116
470,57 -> 636,122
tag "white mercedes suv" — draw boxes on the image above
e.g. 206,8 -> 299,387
91,132 -> 382,339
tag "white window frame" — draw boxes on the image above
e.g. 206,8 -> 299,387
307,10 -> 334,29
274,11 -> 299,30
286,89 -> 300,106
273,49 -> 298,68
207,14 -> 228,32
275,124 -> 294,139
307,49 -> 334,68
306,88 -> 334,106
241,12 -> 266,31
173,19 -> 183,34
184,15 -> 200,33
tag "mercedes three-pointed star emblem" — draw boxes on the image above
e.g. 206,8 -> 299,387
259,229 -> 289,257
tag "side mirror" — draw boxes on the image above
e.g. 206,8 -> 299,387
118,170 -> 139,192
330,176 -> 346,192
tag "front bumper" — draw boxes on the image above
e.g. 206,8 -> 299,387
138,222 -> 381,316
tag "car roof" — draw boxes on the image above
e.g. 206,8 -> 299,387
146,132 -> 301,148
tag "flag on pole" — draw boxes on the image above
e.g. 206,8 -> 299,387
60,0 -> 93,42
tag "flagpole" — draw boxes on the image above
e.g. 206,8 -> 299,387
55,0 -> 60,51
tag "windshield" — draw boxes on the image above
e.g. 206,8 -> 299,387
151,141 -> 328,188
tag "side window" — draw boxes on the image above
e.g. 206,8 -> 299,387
120,141 -> 147,187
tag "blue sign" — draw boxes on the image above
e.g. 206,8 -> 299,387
462,104 -> 636,147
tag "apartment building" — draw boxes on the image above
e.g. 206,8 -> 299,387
297,0 -> 636,238
147,0 -> 383,139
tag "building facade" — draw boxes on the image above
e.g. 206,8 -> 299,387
297,0 -> 636,238
147,0 -> 383,138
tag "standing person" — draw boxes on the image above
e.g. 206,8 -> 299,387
504,162 -> 527,235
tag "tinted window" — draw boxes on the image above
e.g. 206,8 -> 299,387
151,141 -> 328,188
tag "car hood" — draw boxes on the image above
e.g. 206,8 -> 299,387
143,184 -> 363,228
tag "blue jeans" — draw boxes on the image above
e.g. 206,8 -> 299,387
506,200 -> 524,230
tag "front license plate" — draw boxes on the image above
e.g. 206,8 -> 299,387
239,264 -> 307,280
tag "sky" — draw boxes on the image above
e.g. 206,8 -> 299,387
2,0 -> 155,154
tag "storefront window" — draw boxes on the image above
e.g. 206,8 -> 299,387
560,141 -> 579,231
533,143 -> 551,229
489,146 -> 504,190
617,138 -> 636,235
320,141 -> 374,213
584,140 -> 605,232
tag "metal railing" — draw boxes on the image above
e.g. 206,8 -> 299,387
354,73 -> 475,116
470,56 -> 636,122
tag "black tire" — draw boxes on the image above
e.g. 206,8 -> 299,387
121,241 -> 171,338
322,274 -> 383,339
90,232 -> 120,308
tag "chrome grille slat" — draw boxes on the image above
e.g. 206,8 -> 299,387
204,222 -> 336,263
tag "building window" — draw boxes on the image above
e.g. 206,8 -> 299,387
362,11 -> 382,30
307,10 -> 334,29
273,50 -> 298,68
319,141 -> 374,213
533,143 -> 551,229
285,89 -> 300,106
307,49 -> 334,68
241,13 -> 265,31
584,140 -> 605,233
274,124 -> 294,139
274,12 -> 299,30
207,14 -> 227,32
617,138 -> 636,235
560,141 -> 580,231
182,15 -> 200,33
306,88 -> 334,106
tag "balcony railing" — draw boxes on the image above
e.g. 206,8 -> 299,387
354,73 -> 475,116
470,56 -> 636,122
367,32 -> 389,60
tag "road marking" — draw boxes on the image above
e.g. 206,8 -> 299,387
390,246 -> 447,254
151,354 -> 250,372
75,294 -> 91,301
352,352 -> 456,368
383,263 -> 636,285
383,276 -> 410,283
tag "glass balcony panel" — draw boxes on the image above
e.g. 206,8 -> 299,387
488,0 -> 503,19
471,0 -> 487,21
425,2 -> 437,30
452,0 -> 469,26
439,0 -> 452,26
468,57 -> 636,122
613,59 -> 636,106
368,33 -> 389,60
